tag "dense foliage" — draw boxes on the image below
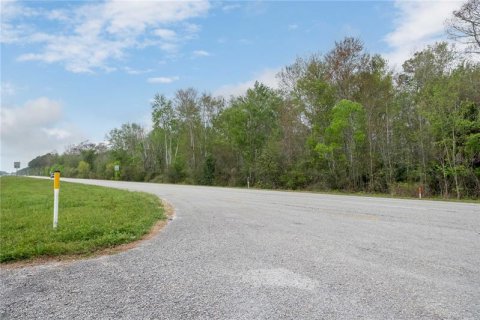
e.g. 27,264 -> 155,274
21,39 -> 480,199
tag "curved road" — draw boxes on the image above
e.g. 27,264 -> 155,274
1,179 -> 479,319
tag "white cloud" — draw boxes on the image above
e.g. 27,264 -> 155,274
1,97 -> 62,130
4,0 -> 210,73
42,128 -> 72,140
46,9 -> 70,22
384,0 -> 463,68
288,24 -> 298,31
0,0 -> 39,44
193,50 -> 210,57
0,97 -> 84,172
124,67 -> 153,75
214,68 -> 280,98
147,76 -> 180,84
184,23 -> 201,34
244,1 -> 268,16
222,4 -> 242,12
154,28 -> 177,41
0,82 -> 16,97
103,1 -> 208,34
1,0 -> 38,21
17,36 -> 129,73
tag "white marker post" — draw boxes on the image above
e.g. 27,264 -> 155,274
53,171 -> 60,229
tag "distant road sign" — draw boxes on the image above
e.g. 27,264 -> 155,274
114,165 -> 120,171
14,162 -> 20,169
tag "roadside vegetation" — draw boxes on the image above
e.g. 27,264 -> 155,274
0,177 -> 165,263
18,3 -> 480,199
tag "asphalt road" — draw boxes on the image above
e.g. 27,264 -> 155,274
1,179 -> 479,319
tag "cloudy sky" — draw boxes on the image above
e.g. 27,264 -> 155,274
1,0 -> 463,172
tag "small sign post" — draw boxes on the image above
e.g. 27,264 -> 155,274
14,162 -> 20,175
53,171 -> 60,229
114,164 -> 120,180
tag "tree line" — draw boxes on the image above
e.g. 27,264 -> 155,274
22,37 -> 480,199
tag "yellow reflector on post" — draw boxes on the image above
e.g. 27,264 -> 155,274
54,171 -> 60,189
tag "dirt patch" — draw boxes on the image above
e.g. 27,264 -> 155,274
1,199 -> 175,270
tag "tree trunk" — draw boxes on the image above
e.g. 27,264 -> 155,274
452,127 -> 460,199
441,157 -> 449,198
164,131 -> 169,167
419,114 -> 428,188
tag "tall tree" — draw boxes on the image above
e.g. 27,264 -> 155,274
107,123 -> 148,181
400,43 -> 457,189
175,88 -> 200,171
316,99 -> 366,190
422,63 -> 480,198
324,37 -> 369,100
355,55 -> 395,190
152,94 -> 177,169
199,92 -> 224,157
218,82 -> 281,185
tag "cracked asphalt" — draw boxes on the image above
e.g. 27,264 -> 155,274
1,179 -> 479,319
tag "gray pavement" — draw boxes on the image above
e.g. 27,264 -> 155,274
1,178 -> 479,319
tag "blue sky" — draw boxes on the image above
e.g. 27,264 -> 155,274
1,0 -> 463,172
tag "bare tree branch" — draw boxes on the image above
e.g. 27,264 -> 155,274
446,0 -> 480,54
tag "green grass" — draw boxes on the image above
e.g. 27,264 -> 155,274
0,177 -> 165,263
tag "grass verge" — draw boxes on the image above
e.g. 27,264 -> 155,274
0,176 -> 165,263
